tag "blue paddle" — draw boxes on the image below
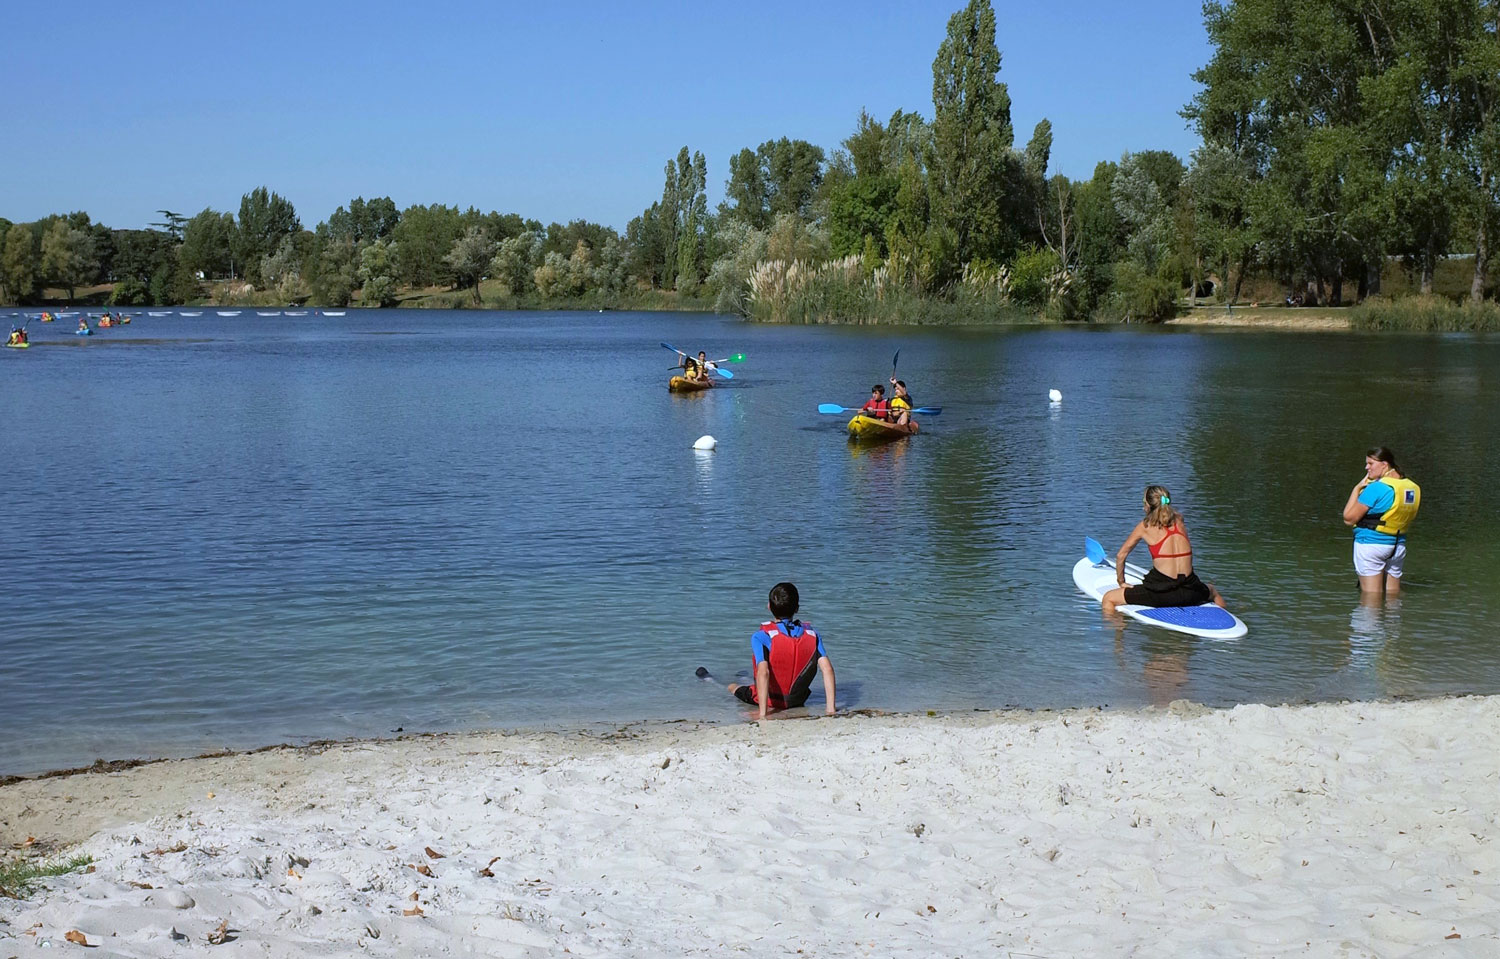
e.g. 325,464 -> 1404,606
818,403 -> 942,415
662,342 -> 734,378
1085,536 -> 1112,567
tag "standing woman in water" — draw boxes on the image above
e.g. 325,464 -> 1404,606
1343,446 -> 1421,595
1102,486 -> 1226,613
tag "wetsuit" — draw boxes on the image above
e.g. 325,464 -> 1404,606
733,619 -> 827,709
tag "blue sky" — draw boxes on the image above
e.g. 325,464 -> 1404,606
3,1 -> 1211,231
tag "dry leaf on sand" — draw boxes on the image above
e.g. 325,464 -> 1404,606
64,929 -> 90,946
424,846 -> 445,859
403,904 -> 424,917
206,919 -> 230,944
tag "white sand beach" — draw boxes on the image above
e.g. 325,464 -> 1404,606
2,697 -> 1497,957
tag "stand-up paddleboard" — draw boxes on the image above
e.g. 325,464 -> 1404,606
1074,537 -> 1246,640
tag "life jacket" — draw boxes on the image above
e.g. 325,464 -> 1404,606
1357,476 -> 1421,538
752,620 -> 821,709
861,398 -> 889,418
890,394 -> 912,412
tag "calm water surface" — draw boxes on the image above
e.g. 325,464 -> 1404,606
2,309 -> 1496,774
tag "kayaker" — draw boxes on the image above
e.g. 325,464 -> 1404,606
1342,446 -> 1420,595
1101,486 -> 1226,613
7,327 -> 26,346
726,582 -> 837,720
77,318 -> 90,333
697,350 -> 715,376
681,356 -> 709,385
888,377 -> 914,426
859,384 -> 889,419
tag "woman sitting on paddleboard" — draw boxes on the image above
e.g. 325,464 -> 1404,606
1102,486 -> 1226,613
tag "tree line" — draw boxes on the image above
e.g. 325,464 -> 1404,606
1,0 -> 1495,320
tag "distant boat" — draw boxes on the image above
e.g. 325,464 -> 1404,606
285,311 -> 308,316
58,312 -> 79,317
217,311 -> 241,316
323,311 -> 346,316
256,311 -> 281,316
181,311 -> 203,317
148,311 -> 171,316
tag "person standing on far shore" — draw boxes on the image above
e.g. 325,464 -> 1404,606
727,582 -> 836,720
1343,446 -> 1420,595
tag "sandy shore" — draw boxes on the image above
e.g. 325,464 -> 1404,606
1167,310 -> 1351,330
2,698 -> 1497,957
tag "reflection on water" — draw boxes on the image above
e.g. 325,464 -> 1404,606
2,312 -> 1499,773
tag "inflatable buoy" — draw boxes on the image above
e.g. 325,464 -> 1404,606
693,435 -> 716,451
1048,389 -> 1062,403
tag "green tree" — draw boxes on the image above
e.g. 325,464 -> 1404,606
725,138 -> 826,228
234,188 -> 300,288
357,238 -> 400,307
392,204 -> 465,288
3,223 -> 39,303
444,226 -> 495,304
180,208 -> 236,279
40,220 -> 99,302
929,0 -> 1016,267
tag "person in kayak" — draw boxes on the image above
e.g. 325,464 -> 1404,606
1342,446 -> 1420,595
697,350 -> 717,376
859,384 -> 889,419
7,327 -> 26,346
679,354 -> 709,385
888,378 -> 914,425
1102,486 -> 1226,613
727,582 -> 836,719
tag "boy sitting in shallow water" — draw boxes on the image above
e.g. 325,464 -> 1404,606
727,582 -> 836,720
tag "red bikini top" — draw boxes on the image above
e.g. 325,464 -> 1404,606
1147,524 -> 1192,559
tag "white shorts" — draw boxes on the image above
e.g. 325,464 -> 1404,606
1353,541 -> 1406,579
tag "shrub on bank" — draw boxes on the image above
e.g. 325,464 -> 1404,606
1350,295 -> 1500,331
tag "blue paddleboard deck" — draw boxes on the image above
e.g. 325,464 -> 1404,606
1072,552 -> 1247,640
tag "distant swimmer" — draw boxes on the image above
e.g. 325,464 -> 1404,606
725,582 -> 836,719
1102,485 -> 1227,614
1343,446 -> 1420,595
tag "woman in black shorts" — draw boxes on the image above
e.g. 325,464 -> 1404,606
1102,486 -> 1226,613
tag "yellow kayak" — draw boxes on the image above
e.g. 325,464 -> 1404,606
669,375 -> 713,392
847,413 -> 918,441
5,341 -> 29,349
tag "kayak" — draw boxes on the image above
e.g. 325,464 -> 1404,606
1072,548 -> 1247,640
5,341 -> 28,349
75,328 -> 93,336
669,375 -> 713,392
847,413 -> 918,442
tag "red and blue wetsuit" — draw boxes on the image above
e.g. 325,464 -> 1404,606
739,619 -> 826,709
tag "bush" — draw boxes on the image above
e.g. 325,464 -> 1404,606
1098,261 -> 1179,322
1009,246 -> 1061,309
1350,295 -> 1500,331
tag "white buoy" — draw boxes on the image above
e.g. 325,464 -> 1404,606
1048,389 -> 1063,403
693,435 -> 717,451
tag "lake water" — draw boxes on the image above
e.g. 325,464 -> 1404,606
2,309 -> 1497,774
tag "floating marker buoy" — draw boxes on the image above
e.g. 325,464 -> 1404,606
1049,389 -> 1063,403
693,435 -> 717,451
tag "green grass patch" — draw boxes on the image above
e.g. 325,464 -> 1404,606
1350,295 -> 1500,331
0,854 -> 94,898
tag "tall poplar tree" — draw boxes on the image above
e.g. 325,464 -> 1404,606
929,0 -> 1015,268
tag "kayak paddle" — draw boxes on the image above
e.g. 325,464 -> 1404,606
818,403 -> 942,415
663,342 -> 734,378
711,353 -> 746,364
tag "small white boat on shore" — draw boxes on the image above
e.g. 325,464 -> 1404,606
256,311 -> 281,316
148,311 -> 172,316
217,311 -> 241,316
181,311 -> 202,317
322,311 -> 346,316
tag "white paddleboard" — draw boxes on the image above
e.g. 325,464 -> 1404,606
1073,555 -> 1247,640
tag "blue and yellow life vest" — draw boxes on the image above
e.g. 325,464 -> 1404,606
1357,476 -> 1421,537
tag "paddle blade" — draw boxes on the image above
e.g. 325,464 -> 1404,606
729,353 -> 745,363
818,403 -> 850,414
910,407 -> 942,415
661,342 -> 684,355
892,349 -> 900,372
713,365 -> 733,379
1084,537 -> 1108,565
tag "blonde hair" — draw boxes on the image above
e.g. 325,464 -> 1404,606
1143,485 -> 1179,529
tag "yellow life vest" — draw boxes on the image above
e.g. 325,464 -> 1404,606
890,395 -> 911,411
1360,476 -> 1421,536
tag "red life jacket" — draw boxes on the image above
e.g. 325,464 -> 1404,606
860,398 -> 889,418
752,620 -> 821,708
